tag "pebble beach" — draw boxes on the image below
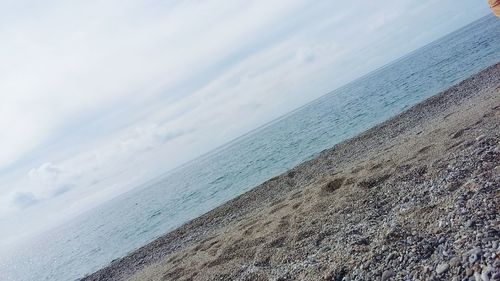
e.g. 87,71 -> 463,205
84,63 -> 500,281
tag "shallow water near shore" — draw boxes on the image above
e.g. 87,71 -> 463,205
1,15 -> 500,281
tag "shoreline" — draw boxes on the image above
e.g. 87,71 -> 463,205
84,63 -> 500,280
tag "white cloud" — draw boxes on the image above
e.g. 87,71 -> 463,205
5,162 -> 75,208
28,162 -> 63,184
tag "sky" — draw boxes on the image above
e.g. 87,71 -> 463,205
0,0 -> 490,248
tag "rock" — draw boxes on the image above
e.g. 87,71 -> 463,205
475,134 -> 486,142
381,269 -> 395,281
466,220 -> 475,228
436,263 -> 449,275
386,252 -> 396,261
469,254 -> 479,263
449,257 -> 461,267
468,247 -> 482,263
469,248 -> 482,255
361,261 -> 370,270
466,268 -> 474,277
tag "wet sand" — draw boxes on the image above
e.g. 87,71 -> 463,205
83,63 -> 500,281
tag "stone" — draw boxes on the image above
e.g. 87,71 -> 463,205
436,263 -> 449,275
386,252 -> 396,261
449,257 -> 461,267
468,247 -> 482,255
466,220 -> 475,228
475,134 -> 486,142
466,268 -> 474,277
468,248 -> 482,263
469,253 -> 479,263
381,269 -> 395,281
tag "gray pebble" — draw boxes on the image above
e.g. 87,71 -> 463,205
469,254 -> 478,264
466,220 -> 475,228
436,263 -> 450,275
381,269 -> 395,281
450,257 -> 461,267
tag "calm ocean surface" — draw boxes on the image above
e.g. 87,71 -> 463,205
1,15 -> 499,281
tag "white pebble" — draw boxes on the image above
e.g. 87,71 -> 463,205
436,263 -> 449,274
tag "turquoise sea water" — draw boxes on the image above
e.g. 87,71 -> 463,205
1,15 -> 499,281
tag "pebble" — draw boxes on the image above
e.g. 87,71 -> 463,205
466,268 -> 474,277
469,247 -> 482,255
468,248 -> 482,263
469,254 -> 478,264
475,134 -> 486,142
381,269 -> 395,281
362,261 -> 371,270
449,257 -> 461,267
466,220 -> 475,228
436,263 -> 449,275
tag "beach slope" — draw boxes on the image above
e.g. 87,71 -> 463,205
84,63 -> 500,281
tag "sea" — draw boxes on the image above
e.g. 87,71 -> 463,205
1,15 -> 499,281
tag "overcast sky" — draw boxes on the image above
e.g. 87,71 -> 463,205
0,0 -> 489,247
